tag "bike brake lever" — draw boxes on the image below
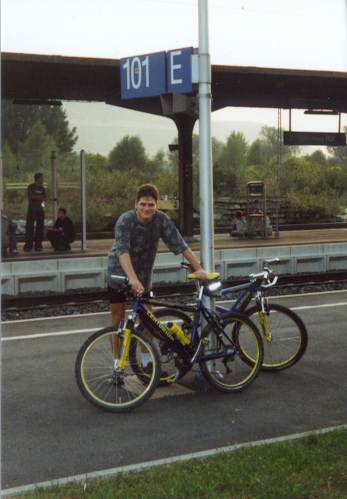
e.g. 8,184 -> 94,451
261,275 -> 278,288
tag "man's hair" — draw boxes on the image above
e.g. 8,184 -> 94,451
34,172 -> 43,181
136,184 -> 159,203
58,207 -> 66,215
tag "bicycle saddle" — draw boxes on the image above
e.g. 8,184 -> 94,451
187,272 -> 220,280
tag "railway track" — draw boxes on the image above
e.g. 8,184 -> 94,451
3,270 -> 347,313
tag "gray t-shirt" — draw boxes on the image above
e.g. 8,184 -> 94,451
107,210 -> 188,291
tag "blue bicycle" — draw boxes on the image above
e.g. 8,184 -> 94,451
142,259 -> 308,382
216,259 -> 308,371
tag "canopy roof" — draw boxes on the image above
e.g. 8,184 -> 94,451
2,52 -> 347,115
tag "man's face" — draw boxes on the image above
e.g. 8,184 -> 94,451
36,176 -> 44,185
57,210 -> 65,220
135,196 -> 158,223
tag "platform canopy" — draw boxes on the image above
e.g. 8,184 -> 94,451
2,52 -> 347,115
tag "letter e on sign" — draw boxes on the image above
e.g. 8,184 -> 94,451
167,47 -> 193,94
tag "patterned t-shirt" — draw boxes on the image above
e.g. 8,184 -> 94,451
107,210 -> 188,291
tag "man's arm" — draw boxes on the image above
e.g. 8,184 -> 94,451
28,186 -> 45,202
181,247 -> 206,277
118,253 -> 144,295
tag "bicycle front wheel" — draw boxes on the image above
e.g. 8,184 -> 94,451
75,326 -> 160,413
199,313 -> 264,393
245,303 -> 308,371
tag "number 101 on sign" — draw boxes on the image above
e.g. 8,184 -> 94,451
120,51 -> 166,99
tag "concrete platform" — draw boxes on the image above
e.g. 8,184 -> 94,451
2,229 -> 347,296
4,228 -> 347,261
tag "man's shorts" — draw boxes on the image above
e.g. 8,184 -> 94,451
108,286 -> 127,304
108,286 -> 151,304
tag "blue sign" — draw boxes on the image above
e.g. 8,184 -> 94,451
167,47 -> 193,94
120,51 -> 167,99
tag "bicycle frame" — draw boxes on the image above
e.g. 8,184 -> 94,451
215,265 -> 279,341
123,284 -> 231,367
217,280 -> 261,316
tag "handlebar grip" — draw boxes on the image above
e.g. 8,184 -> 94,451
110,274 -> 129,285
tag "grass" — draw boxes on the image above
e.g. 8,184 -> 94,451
10,429 -> 347,499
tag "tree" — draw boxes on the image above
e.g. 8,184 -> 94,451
247,139 -> 267,166
39,106 -> 77,152
17,120 -> 56,173
306,149 -> 327,166
260,126 -> 300,163
2,101 -> 77,154
215,132 -> 248,195
108,136 -> 147,172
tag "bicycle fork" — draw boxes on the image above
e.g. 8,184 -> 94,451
118,328 -> 132,369
256,295 -> 272,342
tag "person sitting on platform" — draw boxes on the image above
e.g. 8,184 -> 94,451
46,207 -> 75,251
1,210 -> 19,257
230,210 -> 249,238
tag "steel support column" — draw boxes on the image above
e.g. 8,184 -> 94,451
173,114 -> 196,237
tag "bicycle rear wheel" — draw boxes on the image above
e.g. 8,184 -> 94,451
245,303 -> 308,371
199,313 -> 263,393
135,308 -> 194,385
75,326 -> 160,413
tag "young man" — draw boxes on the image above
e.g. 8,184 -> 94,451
46,207 -> 75,251
23,172 -> 46,252
107,184 -> 206,365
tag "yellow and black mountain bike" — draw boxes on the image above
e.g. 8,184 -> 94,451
75,272 -> 264,413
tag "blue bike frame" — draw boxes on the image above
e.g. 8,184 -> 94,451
216,280 -> 260,316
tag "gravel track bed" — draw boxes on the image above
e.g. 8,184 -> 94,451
2,281 -> 347,322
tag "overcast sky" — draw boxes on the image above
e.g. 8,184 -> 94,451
2,0 -> 347,137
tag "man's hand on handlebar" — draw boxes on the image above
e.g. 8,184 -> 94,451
129,277 -> 145,296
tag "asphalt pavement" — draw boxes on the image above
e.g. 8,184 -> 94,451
1,291 -> 347,489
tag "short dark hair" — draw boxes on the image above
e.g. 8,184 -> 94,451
136,184 -> 159,203
58,207 -> 66,215
34,172 -> 43,181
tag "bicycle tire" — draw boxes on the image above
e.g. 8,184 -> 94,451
245,303 -> 308,371
199,312 -> 264,393
135,308 -> 194,385
75,326 -> 160,413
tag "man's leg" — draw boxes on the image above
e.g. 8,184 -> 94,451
46,230 -> 57,249
111,302 -> 125,327
110,301 -> 125,367
34,210 -> 44,250
24,210 -> 34,251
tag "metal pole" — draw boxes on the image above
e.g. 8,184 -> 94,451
50,151 -> 58,221
198,0 -> 215,374
80,150 -> 87,251
198,0 -> 214,273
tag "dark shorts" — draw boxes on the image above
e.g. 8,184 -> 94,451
108,286 -> 152,304
108,286 -> 127,304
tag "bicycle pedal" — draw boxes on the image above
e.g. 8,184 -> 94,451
215,370 -> 224,380
164,373 -> 178,384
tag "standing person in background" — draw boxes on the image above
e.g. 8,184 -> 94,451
107,183 -> 206,369
46,207 -> 75,251
23,172 -> 46,252
1,210 -> 18,257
